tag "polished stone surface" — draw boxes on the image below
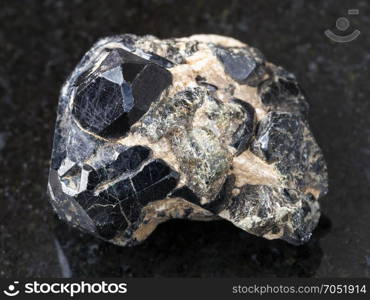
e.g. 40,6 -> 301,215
0,0 -> 369,277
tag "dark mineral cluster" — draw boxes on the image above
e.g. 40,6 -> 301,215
48,34 -> 328,246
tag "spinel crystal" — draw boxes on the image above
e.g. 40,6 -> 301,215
48,34 -> 328,246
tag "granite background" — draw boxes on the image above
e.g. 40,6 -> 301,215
0,0 -> 369,277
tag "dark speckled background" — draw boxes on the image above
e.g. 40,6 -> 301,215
0,0 -> 369,277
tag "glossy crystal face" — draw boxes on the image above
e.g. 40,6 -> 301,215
72,49 -> 172,138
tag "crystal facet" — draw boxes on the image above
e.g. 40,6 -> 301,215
72,49 -> 172,138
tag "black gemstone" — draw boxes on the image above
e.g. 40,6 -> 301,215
231,98 -> 255,155
72,49 -> 172,138
94,159 -> 179,218
111,146 -> 150,175
252,112 -> 303,163
279,78 -> 301,97
105,178 -> 134,201
75,190 -> 111,210
83,165 -> 102,191
99,113 -> 131,138
258,80 -> 280,106
85,145 -> 151,190
195,75 -> 218,92
130,63 -> 172,119
170,186 -> 200,204
131,159 -> 179,205
98,179 -> 142,224
86,204 -> 127,240
120,198 -> 142,223
66,124 -> 100,163
258,67 -> 308,116
301,201 -> 312,217
75,190 -> 127,239
259,78 -> 303,106
214,47 -> 257,82
147,52 -> 175,68
121,62 -> 146,83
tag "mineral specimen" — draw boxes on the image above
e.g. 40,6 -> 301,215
48,34 -> 328,246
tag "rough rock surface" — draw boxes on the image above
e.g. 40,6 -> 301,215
48,34 -> 328,246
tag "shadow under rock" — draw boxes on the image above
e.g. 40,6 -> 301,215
53,215 -> 331,278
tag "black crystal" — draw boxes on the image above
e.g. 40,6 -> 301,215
75,191 -> 127,239
131,159 -> 179,205
85,145 -> 151,190
170,186 -> 200,204
214,47 -> 256,82
258,66 -> 309,116
195,75 -> 218,93
231,98 -> 255,155
98,159 -> 179,208
72,49 -> 172,138
252,112 -> 303,163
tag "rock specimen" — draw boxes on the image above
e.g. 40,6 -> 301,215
48,34 -> 328,246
